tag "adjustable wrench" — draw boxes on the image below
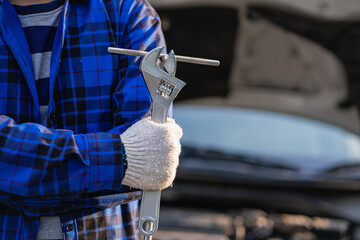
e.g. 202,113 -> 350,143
139,46 -> 185,240
108,46 -> 219,240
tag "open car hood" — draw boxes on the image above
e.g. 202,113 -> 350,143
150,0 -> 360,134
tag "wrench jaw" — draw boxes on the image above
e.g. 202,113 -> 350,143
162,50 -> 176,77
141,47 -> 186,124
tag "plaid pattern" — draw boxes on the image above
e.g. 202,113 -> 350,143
74,200 -> 140,239
0,0 -> 165,239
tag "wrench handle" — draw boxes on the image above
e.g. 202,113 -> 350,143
139,104 -> 168,239
139,190 -> 161,239
151,105 -> 168,124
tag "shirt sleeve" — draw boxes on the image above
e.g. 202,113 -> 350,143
109,0 -> 166,133
0,0 -> 165,198
0,116 -> 122,197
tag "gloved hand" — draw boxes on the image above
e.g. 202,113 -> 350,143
120,117 -> 183,190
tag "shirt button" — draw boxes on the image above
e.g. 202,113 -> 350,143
65,224 -> 74,232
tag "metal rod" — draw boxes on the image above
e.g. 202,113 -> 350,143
108,47 -> 220,67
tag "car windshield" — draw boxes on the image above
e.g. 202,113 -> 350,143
174,105 -> 360,171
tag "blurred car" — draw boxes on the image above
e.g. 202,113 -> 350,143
148,0 -> 360,239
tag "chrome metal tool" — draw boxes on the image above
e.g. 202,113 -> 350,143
108,46 -> 219,240
139,47 -> 185,240
108,47 -> 220,67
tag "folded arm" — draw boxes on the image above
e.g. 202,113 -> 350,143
0,0 -> 166,198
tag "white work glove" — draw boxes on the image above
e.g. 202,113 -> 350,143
120,117 -> 183,190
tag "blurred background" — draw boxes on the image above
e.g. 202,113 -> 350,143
148,0 -> 360,239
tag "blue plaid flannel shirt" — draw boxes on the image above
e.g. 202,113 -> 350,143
0,0 -> 165,238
